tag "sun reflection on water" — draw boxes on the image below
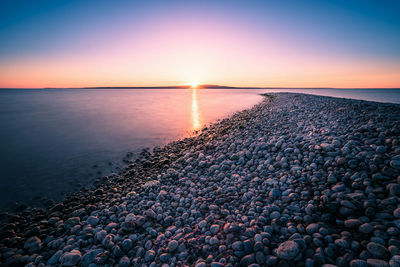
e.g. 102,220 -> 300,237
191,88 -> 201,131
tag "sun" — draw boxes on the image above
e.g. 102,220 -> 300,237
189,81 -> 199,89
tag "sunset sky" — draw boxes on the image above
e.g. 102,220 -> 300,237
0,0 -> 399,88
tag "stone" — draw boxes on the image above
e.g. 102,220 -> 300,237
119,256 -> 130,267
145,209 -> 157,219
122,238 -> 133,251
269,188 -> 281,198
144,250 -> 156,262
376,146 -> 387,153
367,242 -> 388,258
81,249 -> 103,267
327,172 -> 337,183
345,219 -> 362,228
168,240 -> 179,252
350,259 -> 367,267
47,250 -> 63,265
359,223 -> 374,234
64,217 -> 81,230
86,216 -> 99,226
270,211 -> 280,219
366,259 -> 389,267
199,220 -> 207,228
240,254 -> 255,266
160,253 -> 171,263
306,223 -> 319,234
61,250 -> 81,266
210,224 -> 219,234
24,236 -> 42,253
232,241 -> 243,251
275,240 -> 300,260
209,237 -> 219,245
255,251 -> 265,264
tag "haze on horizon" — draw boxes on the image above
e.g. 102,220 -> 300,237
0,0 -> 400,89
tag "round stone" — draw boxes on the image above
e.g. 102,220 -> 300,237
210,224 -> 219,234
119,256 -> 130,267
61,250 -> 81,266
86,216 -> 99,226
270,211 -> 280,219
209,237 -> 219,246
367,242 -> 388,258
366,259 -> 389,267
168,240 -> 179,252
359,223 -> 373,234
275,241 -> 300,260
198,220 -> 207,228
349,259 -> 367,267
306,223 -> 319,234
24,236 -> 42,253
232,241 -> 243,251
144,250 -> 156,262
344,219 -> 362,228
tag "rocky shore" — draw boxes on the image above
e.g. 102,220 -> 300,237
1,93 -> 400,267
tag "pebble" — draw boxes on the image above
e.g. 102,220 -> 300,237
61,250 -> 81,266
144,250 -> 155,262
47,250 -> 63,265
119,256 -> 131,267
122,238 -> 133,251
350,259 -> 368,267
306,223 -> 319,234
240,254 -> 255,266
359,223 -> 374,234
275,240 -> 300,260
210,224 -> 219,234
345,219 -> 362,228
64,217 -> 80,230
367,242 -> 388,258
168,240 -> 179,252
232,241 -> 243,251
366,259 -> 389,267
24,236 -> 42,253
86,216 -> 99,226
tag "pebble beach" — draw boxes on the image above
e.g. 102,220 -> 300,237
1,92 -> 400,267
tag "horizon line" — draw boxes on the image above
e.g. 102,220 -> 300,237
1,84 -> 400,90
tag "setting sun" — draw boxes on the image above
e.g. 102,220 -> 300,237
190,82 -> 199,88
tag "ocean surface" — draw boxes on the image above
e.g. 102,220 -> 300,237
0,88 -> 399,210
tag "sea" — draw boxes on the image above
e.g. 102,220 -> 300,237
0,88 -> 399,210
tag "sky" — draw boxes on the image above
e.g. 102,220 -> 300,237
0,0 -> 399,88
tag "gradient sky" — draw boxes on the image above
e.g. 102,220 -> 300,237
0,0 -> 400,88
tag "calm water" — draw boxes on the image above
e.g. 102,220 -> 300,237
0,88 -> 399,209
0,89 -> 264,209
